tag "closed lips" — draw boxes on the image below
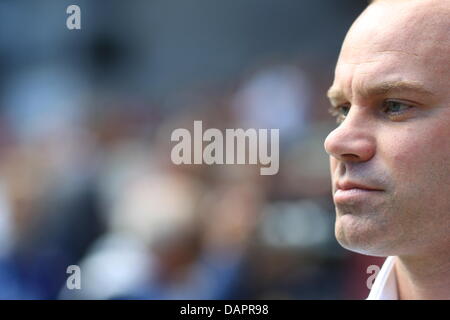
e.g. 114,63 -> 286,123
336,181 -> 384,192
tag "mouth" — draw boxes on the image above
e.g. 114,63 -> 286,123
334,180 -> 384,204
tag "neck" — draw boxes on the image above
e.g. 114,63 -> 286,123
395,247 -> 450,300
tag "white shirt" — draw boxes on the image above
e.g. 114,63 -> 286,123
367,256 -> 399,300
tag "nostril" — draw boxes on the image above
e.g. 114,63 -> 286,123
342,153 -> 360,160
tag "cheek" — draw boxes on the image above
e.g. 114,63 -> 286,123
379,120 -> 442,164
385,121 -> 450,247
380,120 -> 450,213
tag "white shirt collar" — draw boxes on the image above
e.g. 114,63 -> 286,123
367,256 -> 398,300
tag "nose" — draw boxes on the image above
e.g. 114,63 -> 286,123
324,108 -> 376,163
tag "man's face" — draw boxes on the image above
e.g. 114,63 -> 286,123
324,0 -> 450,257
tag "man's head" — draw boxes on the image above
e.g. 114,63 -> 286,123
324,0 -> 450,257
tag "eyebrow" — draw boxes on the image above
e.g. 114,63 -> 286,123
327,80 -> 434,106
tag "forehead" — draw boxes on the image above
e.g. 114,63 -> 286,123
332,0 -> 450,99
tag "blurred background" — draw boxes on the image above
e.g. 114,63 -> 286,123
0,0 -> 385,299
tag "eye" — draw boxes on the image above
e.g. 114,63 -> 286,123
382,100 -> 414,116
329,103 -> 351,123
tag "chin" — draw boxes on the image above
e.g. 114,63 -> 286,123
334,213 -> 396,257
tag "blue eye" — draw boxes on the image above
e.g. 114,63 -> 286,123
329,104 -> 351,123
339,105 -> 351,116
383,101 -> 413,114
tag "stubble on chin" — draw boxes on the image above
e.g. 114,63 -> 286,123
333,199 -> 401,256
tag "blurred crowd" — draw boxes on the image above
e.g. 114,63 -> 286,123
0,0 -> 385,299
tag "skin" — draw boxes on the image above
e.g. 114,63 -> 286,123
324,0 -> 450,299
